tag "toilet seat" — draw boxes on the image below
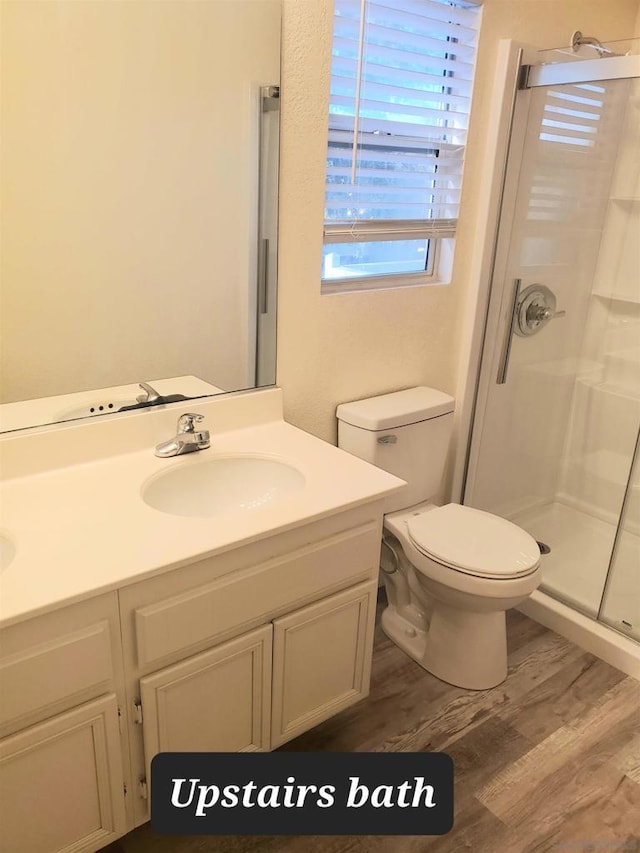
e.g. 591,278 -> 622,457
406,503 -> 540,580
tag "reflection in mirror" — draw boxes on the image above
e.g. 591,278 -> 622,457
0,0 -> 280,433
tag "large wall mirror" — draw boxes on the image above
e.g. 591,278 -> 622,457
0,0 -> 280,433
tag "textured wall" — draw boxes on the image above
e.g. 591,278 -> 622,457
277,0 -> 458,443
277,0 -> 640,446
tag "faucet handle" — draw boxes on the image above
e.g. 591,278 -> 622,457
137,382 -> 161,404
177,412 -> 205,434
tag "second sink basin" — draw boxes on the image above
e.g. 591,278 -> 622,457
142,455 -> 306,517
0,535 -> 16,572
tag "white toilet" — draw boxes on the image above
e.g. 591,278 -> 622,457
337,386 -> 542,691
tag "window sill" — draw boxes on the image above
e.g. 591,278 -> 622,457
321,271 -> 450,296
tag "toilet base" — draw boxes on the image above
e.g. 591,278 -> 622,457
381,603 -> 508,691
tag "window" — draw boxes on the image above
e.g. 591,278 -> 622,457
322,0 -> 481,292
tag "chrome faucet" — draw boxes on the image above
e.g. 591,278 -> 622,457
155,413 -> 211,458
137,382 -> 161,404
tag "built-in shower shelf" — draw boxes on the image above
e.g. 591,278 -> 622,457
578,449 -> 634,489
525,356 -> 601,378
564,376 -> 640,518
609,196 -> 640,204
576,379 -> 640,408
561,447 -> 633,521
592,192 -> 639,298
577,376 -> 640,402
591,290 -> 640,305
603,347 -> 640,388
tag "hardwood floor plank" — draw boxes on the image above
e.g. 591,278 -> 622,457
549,775 -> 640,848
611,733 -> 640,784
497,653 -> 627,741
492,760 -> 640,845
476,679 -> 640,825
517,759 -> 625,837
418,799 -> 522,853
443,717 -> 534,806
566,677 -> 640,737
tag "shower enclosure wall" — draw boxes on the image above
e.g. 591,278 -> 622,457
464,42 -> 640,669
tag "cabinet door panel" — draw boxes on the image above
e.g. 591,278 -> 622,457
140,624 -> 272,774
271,581 -> 377,748
0,694 -> 126,853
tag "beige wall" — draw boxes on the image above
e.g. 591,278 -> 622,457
277,0 -> 640,444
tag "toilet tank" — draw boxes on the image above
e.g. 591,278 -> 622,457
337,387 -> 455,513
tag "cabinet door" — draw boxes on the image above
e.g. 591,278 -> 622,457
271,580 -> 377,748
0,694 -> 127,853
140,624 -> 272,773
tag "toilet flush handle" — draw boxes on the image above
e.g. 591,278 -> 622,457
377,434 -> 398,445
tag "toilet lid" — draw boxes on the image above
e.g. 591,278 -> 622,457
407,504 -> 540,579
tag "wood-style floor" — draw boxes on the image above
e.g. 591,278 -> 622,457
111,600 -> 640,853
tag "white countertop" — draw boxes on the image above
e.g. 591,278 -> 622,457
0,390 -> 403,628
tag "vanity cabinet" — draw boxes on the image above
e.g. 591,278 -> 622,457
0,594 -> 129,853
136,579 -> 377,777
0,506 -> 383,848
121,509 -> 382,827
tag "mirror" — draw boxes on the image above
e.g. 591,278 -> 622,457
0,0 -> 280,433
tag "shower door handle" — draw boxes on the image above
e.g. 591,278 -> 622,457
257,238 -> 269,314
496,278 -> 522,385
497,281 -> 566,384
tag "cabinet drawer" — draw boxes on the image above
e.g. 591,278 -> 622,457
0,620 -> 114,733
134,522 -> 379,667
271,580 -> 378,748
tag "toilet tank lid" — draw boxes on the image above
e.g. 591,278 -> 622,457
336,387 -> 455,431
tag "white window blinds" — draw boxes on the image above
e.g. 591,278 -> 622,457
324,0 -> 480,243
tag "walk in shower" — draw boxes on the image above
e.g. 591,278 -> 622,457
464,40 -> 640,667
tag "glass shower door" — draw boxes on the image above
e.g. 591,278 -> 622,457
464,61 -> 640,621
599,430 -> 640,640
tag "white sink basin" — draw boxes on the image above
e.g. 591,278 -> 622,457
0,535 -> 16,572
142,455 -> 306,517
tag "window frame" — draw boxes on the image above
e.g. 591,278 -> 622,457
322,234 -> 455,295
321,0 -> 480,295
